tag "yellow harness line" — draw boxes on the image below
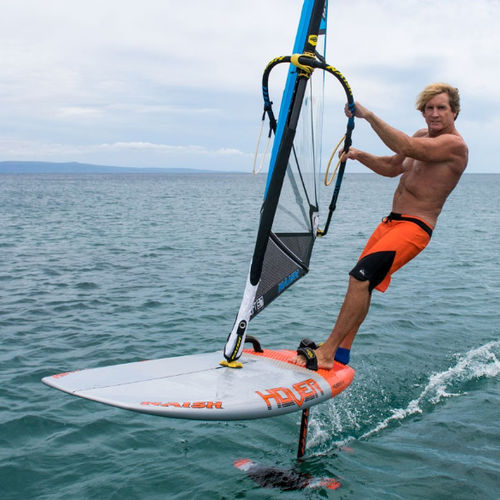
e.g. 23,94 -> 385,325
252,118 -> 272,175
324,134 -> 346,186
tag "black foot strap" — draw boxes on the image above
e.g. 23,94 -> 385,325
296,338 -> 319,371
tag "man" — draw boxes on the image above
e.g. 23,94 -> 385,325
292,82 -> 468,370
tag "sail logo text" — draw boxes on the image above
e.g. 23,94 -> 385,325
256,378 -> 323,410
278,270 -> 300,293
141,401 -> 223,410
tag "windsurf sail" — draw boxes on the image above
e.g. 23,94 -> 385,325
223,0 -> 355,364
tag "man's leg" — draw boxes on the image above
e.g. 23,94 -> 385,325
291,276 -> 371,369
338,277 -> 372,351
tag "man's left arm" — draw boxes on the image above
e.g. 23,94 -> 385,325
364,111 -> 466,164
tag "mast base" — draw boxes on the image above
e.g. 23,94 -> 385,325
219,360 -> 243,369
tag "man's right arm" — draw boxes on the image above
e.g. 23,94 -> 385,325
344,147 -> 404,177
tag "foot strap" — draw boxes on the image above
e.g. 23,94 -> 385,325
296,338 -> 319,371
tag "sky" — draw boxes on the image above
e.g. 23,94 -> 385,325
1,0 -> 499,173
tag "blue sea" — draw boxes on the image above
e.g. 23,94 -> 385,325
1,172 -> 499,499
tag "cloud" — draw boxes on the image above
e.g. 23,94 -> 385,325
0,135 -> 249,171
0,0 -> 498,172
94,142 -> 245,157
57,107 -> 103,119
329,1 -> 500,98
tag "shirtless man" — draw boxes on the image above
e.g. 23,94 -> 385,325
292,82 -> 468,370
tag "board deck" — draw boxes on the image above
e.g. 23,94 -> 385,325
42,348 -> 354,420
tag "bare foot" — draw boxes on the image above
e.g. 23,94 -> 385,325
288,353 -> 307,368
289,345 -> 335,370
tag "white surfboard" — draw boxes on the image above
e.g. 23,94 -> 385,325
42,348 -> 354,420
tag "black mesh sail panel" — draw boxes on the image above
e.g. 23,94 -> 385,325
251,232 -> 314,318
250,68 -> 324,318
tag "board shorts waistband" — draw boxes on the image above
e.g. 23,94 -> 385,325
383,212 -> 434,238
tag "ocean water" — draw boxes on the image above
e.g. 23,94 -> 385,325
1,172 -> 499,499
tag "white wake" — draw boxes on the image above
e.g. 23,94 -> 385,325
307,340 -> 500,450
360,340 -> 500,440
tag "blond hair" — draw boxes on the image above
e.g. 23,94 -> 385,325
416,83 -> 460,119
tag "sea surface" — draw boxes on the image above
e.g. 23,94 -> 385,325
1,172 -> 499,499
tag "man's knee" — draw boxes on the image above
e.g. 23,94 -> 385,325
347,274 -> 371,293
348,273 -> 369,286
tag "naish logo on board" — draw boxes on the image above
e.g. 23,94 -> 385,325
278,269 -> 300,293
256,378 -> 323,410
141,401 -> 223,410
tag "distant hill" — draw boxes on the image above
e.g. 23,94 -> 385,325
0,161 -> 222,174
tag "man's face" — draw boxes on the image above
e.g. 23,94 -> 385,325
422,92 -> 457,135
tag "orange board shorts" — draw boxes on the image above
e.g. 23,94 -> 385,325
349,213 -> 434,292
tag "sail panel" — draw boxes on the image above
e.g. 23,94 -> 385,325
263,0 -> 320,199
224,0 -> 330,362
250,3 -> 327,318
251,232 -> 312,318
